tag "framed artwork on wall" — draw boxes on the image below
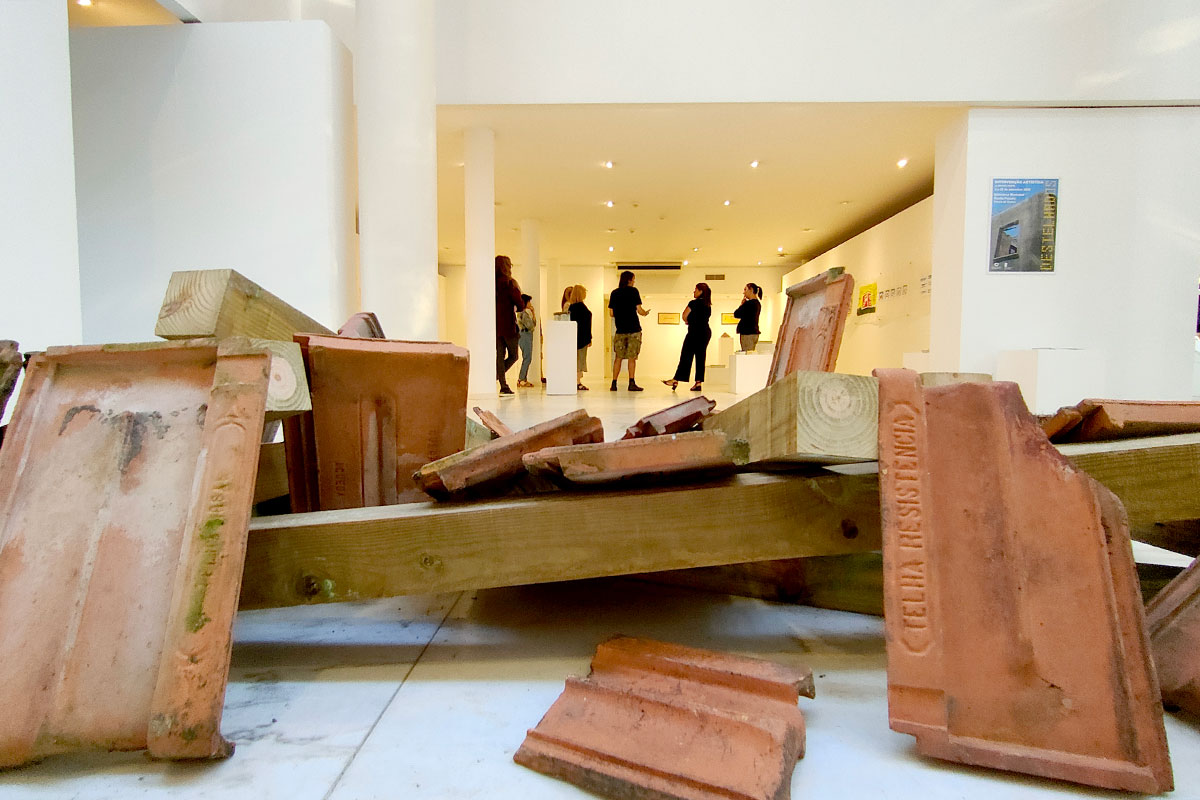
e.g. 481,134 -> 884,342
721,313 -> 737,325
657,312 -> 680,325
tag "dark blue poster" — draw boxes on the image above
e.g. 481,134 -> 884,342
989,178 -> 1058,273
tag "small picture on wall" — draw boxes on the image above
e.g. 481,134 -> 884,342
657,312 -> 681,325
720,313 -> 737,325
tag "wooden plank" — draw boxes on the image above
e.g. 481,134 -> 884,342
702,370 -> 877,464
155,268 -> 332,341
253,441 -> 289,505
239,471 -> 882,609
1059,433 -> 1200,536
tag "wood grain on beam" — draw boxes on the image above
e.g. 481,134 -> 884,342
240,471 -> 881,609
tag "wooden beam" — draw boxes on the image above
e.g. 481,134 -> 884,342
239,471 -> 882,608
253,442 -> 289,505
251,339 -> 311,420
155,269 -> 332,341
1059,433 -> 1200,538
702,370 -> 878,464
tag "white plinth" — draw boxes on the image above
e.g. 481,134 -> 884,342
995,348 -> 1107,414
544,319 -> 578,396
729,351 -> 773,395
717,333 -> 735,364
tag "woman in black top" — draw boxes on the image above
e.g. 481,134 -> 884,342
733,282 -> 763,352
568,284 -> 593,390
663,282 -> 712,391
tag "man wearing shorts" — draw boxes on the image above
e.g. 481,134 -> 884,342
608,270 -> 650,391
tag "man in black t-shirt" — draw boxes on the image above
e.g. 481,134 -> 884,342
607,270 -> 650,391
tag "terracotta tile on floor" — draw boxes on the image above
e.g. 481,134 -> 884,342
875,368 -> 1173,793
1146,556 -> 1200,715
1069,399 -> 1200,442
474,406 -> 514,437
766,267 -> 854,386
515,636 -> 812,800
0,340 -> 270,767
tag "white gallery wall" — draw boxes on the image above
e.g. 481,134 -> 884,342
1,2 -> 83,426
932,107 -> 1200,403
783,198 -> 933,377
70,21 -> 356,344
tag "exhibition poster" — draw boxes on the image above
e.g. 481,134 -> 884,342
989,178 -> 1058,273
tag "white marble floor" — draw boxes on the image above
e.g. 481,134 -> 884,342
2,386 -> 1198,800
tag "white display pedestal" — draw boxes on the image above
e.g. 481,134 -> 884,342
995,348 -> 1106,414
729,351 -> 773,395
717,333 -> 735,365
544,319 -> 578,396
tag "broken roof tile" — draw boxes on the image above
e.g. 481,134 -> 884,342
1146,556 -> 1200,716
515,636 -> 811,800
416,408 -> 602,498
875,368 -> 1173,793
524,431 -> 746,486
766,267 -> 853,386
621,396 -> 716,439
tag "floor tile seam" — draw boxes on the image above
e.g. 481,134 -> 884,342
320,590 -> 466,800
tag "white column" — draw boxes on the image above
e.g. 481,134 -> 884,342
520,219 -> 541,381
1,0 -> 82,423
465,127 -> 496,394
355,0 -> 437,340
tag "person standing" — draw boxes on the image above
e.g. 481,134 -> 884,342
567,285 -> 593,390
663,283 -> 713,392
607,270 -> 649,391
733,282 -> 763,352
495,255 -> 523,395
516,294 -> 537,387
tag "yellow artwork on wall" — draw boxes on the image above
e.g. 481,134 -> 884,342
657,312 -> 680,325
856,282 -> 877,316
721,312 -> 737,325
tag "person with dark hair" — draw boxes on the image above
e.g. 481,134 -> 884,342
516,293 -> 536,387
568,285 -> 593,390
608,270 -> 649,391
733,282 -> 764,352
494,255 -> 524,395
663,282 -> 712,392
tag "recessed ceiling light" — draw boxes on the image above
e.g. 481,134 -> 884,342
607,228 -> 616,233
777,247 -> 784,253
750,160 -> 759,168
604,160 -> 614,169
839,200 -> 851,205
682,260 -> 689,266
757,261 -> 762,265
608,246 -> 614,252
692,247 -> 699,252
77,0 -> 92,5
605,200 -> 614,208
723,200 -> 731,207
803,228 -> 813,232
897,158 -> 909,168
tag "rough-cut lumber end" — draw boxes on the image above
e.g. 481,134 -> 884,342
249,339 -> 310,420
874,368 -> 1173,794
703,370 -> 877,464
155,268 -> 332,341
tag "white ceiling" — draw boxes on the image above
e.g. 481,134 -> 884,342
66,3 -> 966,272
438,103 -> 964,270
